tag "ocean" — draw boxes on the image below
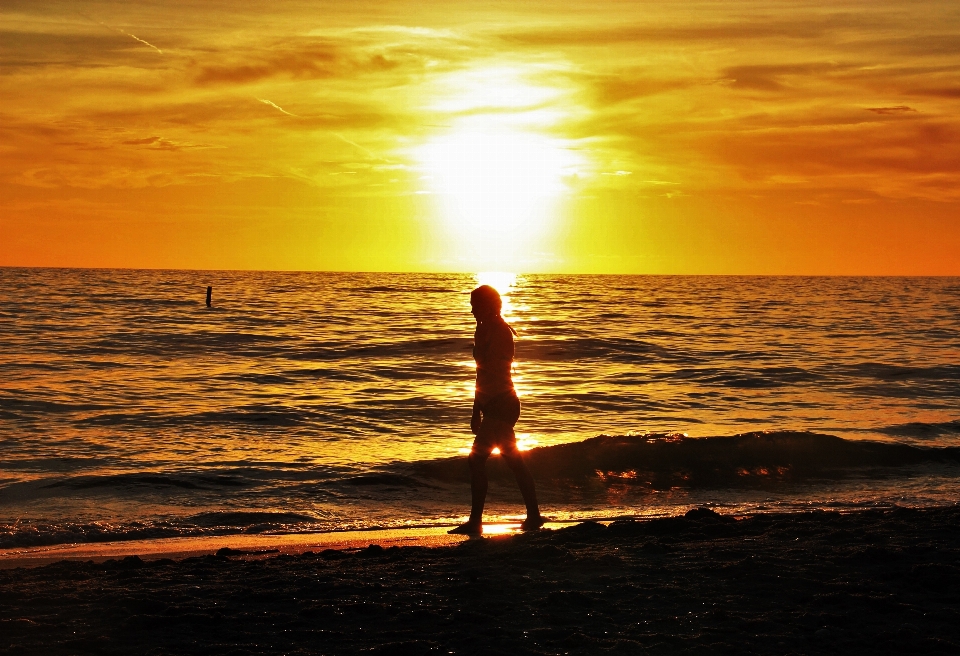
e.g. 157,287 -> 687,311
2,268 -> 959,548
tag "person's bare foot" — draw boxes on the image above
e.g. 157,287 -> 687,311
520,515 -> 545,531
448,521 -> 483,536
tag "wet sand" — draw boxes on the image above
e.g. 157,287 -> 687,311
2,506 -> 959,655
0,526 -> 474,569
0,523 -> 592,569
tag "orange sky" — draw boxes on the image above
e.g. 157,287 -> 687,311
2,0 -> 959,273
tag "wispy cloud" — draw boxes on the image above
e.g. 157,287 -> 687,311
866,106 -> 917,114
498,15 -> 883,47
257,98 -> 298,117
194,40 -> 412,85
333,133 -> 382,161
78,13 -> 164,54
118,29 -> 162,54
120,136 -> 210,150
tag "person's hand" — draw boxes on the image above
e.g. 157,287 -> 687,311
471,407 -> 482,435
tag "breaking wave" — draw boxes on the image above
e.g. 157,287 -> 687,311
4,431 -> 960,549
409,431 -> 960,488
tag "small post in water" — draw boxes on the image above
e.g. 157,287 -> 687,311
206,286 -> 212,308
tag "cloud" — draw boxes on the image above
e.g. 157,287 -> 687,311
116,30 -> 162,54
498,14 -> 886,47
866,106 -> 917,114
196,44 -> 339,84
122,136 -> 162,145
701,117 -> 960,200
257,98 -> 299,117
194,40 -> 412,85
332,133 -> 383,161
871,33 -> 960,57
120,135 -> 211,150
2,1 -> 959,208
575,71 -> 696,104
721,63 -> 854,91
0,28 -> 158,69
911,87 -> 960,98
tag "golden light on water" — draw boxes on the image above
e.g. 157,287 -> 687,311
515,434 -> 539,451
471,271 -> 533,441
457,435 -> 537,455
475,271 -> 518,318
480,523 -> 520,536
475,271 -> 517,294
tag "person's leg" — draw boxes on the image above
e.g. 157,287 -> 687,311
502,446 -> 542,528
467,448 -> 489,524
449,443 -> 491,535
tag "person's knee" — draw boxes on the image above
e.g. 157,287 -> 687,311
503,450 -> 527,472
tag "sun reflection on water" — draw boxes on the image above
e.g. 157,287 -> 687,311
475,271 -> 518,320
481,523 -> 521,536
456,434 -> 537,455
515,433 -> 538,451
475,271 -> 517,294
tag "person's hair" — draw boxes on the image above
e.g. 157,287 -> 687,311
470,285 -> 518,335
470,285 -> 502,314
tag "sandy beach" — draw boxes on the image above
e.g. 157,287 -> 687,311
0,525 -> 474,570
3,505 -> 959,655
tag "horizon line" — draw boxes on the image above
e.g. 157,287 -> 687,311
1,265 -> 957,278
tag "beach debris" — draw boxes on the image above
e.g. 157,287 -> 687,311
684,507 -> 724,521
320,548 -> 349,560
359,544 -> 385,557
215,547 -> 280,557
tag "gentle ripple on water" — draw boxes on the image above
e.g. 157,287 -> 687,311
1,268 -> 959,545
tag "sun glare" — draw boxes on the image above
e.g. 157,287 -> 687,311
476,271 -> 517,293
414,65 -> 584,270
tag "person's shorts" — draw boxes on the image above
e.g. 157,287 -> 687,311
481,390 -> 521,427
474,391 -> 521,453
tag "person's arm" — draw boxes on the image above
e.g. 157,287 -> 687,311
471,400 -> 482,434
472,326 -> 484,434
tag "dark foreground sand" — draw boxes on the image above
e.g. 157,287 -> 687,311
3,506 -> 960,655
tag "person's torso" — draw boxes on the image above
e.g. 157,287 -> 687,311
473,318 -> 515,403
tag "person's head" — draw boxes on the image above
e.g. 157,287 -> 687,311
470,285 -> 501,322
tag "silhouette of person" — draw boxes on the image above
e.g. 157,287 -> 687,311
449,285 -> 544,536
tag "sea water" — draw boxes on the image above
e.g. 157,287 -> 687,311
1,269 -> 959,547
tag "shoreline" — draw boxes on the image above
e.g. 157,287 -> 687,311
0,522 -> 571,569
3,505 -> 959,654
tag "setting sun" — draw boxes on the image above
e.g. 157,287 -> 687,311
414,67 -> 585,270
2,3 -> 958,273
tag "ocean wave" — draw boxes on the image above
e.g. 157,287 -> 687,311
0,511 -> 329,549
350,286 -> 457,294
408,431 -> 960,488
0,396 -> 113,415
77,406 -> 313,428
187,511 -> 322,527
71,401 -> 463,430
4,432 -> 960,549
4,271 -> 960,552
878,420 -> 960,439
342,473 -> 431,487
846,363 -> 960,382
22,466 -> 348,492
41,473 -> 248,490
